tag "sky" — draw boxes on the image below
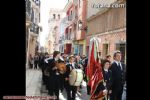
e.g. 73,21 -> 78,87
39,0 -> 67,46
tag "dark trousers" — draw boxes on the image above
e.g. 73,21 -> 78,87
66,85 -> 77,100
49,89 -> 59,100
110,88 -> 123,100
29,63 -> 33,69
34,61 -> 38,69
87,85 -> 91,95
42,68 -> 46,84
48,74 -> 61,100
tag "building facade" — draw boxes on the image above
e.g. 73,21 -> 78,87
86,0 -> 126,63
74,0 -> 87,56
26,0 -> 41,68
46,8 -> 64,54
63,0 -> 87,56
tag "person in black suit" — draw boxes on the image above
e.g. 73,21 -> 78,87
47,51 -> 63,100
109,51 -> 126,100
43,54 -> 52,89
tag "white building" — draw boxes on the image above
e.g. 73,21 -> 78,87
46,8 -> 65,54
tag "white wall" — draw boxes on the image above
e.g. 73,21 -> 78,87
87,0 -> 117,19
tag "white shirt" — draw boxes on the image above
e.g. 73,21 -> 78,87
44,57 -> 53,63
104,68 -> 108,72
114,60 -> 122,70
69,62 -> 75,69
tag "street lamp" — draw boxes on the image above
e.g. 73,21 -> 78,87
78,20 -> 88,32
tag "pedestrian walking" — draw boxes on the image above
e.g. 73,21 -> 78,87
29,54 -> 34,69
34,54 -> 39,69
38,53 -> 45,70
42,53 -> 51,87
47,51 -> 63,100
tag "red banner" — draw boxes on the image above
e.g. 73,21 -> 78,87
86,39 -> 104,100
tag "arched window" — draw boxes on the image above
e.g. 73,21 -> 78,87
53,14 -> 56,19
58,14 -> 60,19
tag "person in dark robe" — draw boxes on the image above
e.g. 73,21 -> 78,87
47,51 -> 63,100
38,53 -> 45,70
42,53 -> 51,88
34,54 -> 39,69
29,54 -> 34,69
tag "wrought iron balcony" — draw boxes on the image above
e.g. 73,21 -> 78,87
65,34 -> 71,40
26,0 -> 31,22
30,23 -> 39,35
32,0 -> 40,6
68,15 -> 73,21
68,13 -> 76,21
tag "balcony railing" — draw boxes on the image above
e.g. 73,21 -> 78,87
68,15 -> 73,21
65,34 -> 71,40
65,32 -> 75,40
68,12 -> 77,21
26,0 -> 31,21
30,23 -> 39,35
32,0 -> 40,6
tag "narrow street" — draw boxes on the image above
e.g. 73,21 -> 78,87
26,0 -> 126,100
26,69 -> 90,100
26,69 -> 42,97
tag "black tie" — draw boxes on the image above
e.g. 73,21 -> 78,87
118,63 -> 122,71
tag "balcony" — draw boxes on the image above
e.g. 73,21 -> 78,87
68,12 -> 77,21
65,34 -> 71,40
26,0 -> 31,25
26,12 -> 31,21
68,15 -> 73,21
32,0 -> 40,7
30,23 -> 39,36
64,33 -> 74,44
70,32 -> 75,40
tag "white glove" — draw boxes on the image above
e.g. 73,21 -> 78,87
103,89 -> 107,95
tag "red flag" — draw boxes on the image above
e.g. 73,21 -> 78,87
86,42 -> 96,86
86,39 -> 105,100
90,63 -> 104,100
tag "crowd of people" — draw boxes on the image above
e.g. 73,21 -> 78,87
28,50 -> 126,100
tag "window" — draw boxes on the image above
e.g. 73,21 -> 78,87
58,14 -> 60,19
74,23 -> 76,31
31,9 -> 34,22
78,21 -> 80,30
79,0 -> 81,8
79,45 -> 83,56
86,46 -> 89,56
53,14 -> 55,19
71,10 -> 73,15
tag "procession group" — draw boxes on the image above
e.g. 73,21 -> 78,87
28,50 -> 126,100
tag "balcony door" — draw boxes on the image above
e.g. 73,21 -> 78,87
79,44 -> 83,56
